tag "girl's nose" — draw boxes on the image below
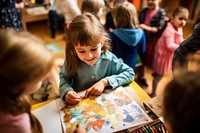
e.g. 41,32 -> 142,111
87,52 -> 93,58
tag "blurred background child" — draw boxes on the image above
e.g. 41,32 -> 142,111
104,0 -> 126,33
173,22 -> 200,72
162,70 -> 200,133
110,2 -> 146,71
0,30 -> 54,133
137,0 -> 166,88
151,7 -> 189,97
59,13 -> 134,105
48,0 -> 81,38
0,0 -> 24,31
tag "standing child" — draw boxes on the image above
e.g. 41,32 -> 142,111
0,0 -> 24,31
137,0 -> 166,87
0,30 -> 87,133
48,0 -> 81,38
104,0 -> 126,33
110,2 -> 146,71
162,70 -> 200,133
59,12 -> 134,105
151,7 -> 189,97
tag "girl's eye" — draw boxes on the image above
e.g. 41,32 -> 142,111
78,51 -> 85,53
179,17 -> 187,21
91,48 -> 97,51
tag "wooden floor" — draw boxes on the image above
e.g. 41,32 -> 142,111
27,20 -> 194,97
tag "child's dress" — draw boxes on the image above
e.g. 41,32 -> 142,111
153,22 -> 184,75
0,0 -> 23,31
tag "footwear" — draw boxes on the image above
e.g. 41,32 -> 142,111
137,77 -> 148,87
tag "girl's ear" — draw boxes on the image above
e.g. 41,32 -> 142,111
170,16 -> 174,22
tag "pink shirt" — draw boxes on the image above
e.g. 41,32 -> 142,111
144,9 -> 158,25
0,112 -> 31,133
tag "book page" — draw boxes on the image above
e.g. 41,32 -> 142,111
56,86 -> 152,133
32,100 -> 63,133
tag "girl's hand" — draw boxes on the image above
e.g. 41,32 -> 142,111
65,91 -> 81,105
73,124 -> 87,133
85,78 -> 109,98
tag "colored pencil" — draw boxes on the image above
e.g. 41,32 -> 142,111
161,125 -> 166,133
145,125 -> 153,133
152,127 -> 158,133
149,126 -> 155,133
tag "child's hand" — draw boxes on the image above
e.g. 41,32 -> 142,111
85,78 -> 109,98
73,124 -> 87,133
139,24 -> 148,30
65,91 -> 81,105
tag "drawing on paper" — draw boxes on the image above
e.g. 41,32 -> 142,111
59,86 -> 151,133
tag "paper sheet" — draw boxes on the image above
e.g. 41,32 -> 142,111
32,100 -> 63,133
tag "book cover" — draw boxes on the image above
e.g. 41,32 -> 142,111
143,96 -> 163,119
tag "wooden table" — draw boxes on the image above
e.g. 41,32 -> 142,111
21,6 -> 48,31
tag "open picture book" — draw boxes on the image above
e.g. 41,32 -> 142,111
33,86 -> 152,133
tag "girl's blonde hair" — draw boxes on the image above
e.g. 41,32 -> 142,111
81,0 -> 105,18
0,30 -> 54,133
65,12 -> 110,79
112,2 -> 138,28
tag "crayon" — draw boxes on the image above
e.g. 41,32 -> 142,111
138,128 -> 143,133
143,126 -> 150,133
149,126 -> 155,133
145,126 -> 153,133
142,127 -> 148,133
161,125 -> 166,133
152,127 -> 158,133
158,127 -> 162,133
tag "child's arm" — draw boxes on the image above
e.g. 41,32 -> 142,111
104,52 -> 135,89
59,61 -> 74,100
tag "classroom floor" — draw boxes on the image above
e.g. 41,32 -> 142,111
27,19 -> 194,97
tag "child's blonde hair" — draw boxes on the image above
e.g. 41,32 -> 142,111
0,30 -> 54,133
112,2 -> 138,28
81,0 -> 105,18
65,12 -> 110,79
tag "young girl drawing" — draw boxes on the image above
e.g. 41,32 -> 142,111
138,0 -> 166,87
59,12 -> 134,105
151,7 -> 189,97
110,2 -> 146,71
0,30 -> 87,133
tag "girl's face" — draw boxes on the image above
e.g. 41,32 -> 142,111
171,12 -> 188,29
75,42 -> 102,66
146,0 -> 160,10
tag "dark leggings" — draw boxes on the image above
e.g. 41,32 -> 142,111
48,10 -> 65,38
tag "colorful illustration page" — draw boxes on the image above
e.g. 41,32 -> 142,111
57,86 -> 151,133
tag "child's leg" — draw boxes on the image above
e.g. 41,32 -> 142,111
48,10 -> 58,38
151,74 -> 162,97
